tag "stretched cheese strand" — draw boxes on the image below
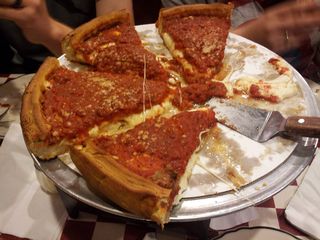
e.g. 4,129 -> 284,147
143,54 -> 147,121
197,161 -> 239,192
196,161 -> 255,205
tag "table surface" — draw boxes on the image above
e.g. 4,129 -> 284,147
0,73 -> 319,240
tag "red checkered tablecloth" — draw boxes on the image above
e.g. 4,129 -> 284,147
53,170 -> 310,240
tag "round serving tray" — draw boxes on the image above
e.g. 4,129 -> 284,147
32,137 -> 318,222
32,73 -> 319,223
31,26 -> 320,222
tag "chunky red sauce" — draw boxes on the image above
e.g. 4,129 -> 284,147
94,44 -> 169,82
268,58 -> 289,75
249,84 -> 279,103
76,22 -> 168,82
94,110 -> 216,188
42,67 -> 170,144
162,15 -> 230,83
173,81 -> 228,110
77,23 -> 141,56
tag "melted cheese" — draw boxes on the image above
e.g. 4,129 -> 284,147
173,152 -> 200,205
163,32 -> 194,72
95,99 -> 178,137
214,80 -> 234,97
173,108 -> 212,205
234,73 -> 299,102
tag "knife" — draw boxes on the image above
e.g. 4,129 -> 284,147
206,98 -> 320,143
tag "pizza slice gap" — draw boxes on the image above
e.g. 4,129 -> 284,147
69,108 -> 216,226
21,57 -> 174,159
62,10 -> 169,82
157,3 -> 233,84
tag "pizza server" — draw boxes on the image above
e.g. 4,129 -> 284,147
207,98 -> 320,143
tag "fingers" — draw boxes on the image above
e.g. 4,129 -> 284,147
270,0 -> 320,30
270,0 -> 320,16
283,30 -> 310,51
266,27 -> 311,53
0,5 -> 21,21
0,0 -> 38,22
262,0 -> 320,53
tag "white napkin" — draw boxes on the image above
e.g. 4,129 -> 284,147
0,74 -> 33,137
0,123 -> 67,240
210,207 -> 258,230
285,149 -> 320,240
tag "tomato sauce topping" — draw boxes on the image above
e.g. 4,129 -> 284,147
249,84 -> 279,103
76,23 -> 141,56
162,15 -> 230,82
42,67 -> 170,144
172,81 -> 228,110
93,110 -> 216,188
75,22 -> 168,82
94,44 -> 169,82
268,58 -> 289,75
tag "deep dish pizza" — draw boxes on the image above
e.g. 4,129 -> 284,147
21,56 -> 215,225
62,9 -> 169,82
21,57 -> 173,159
70,109 -> 215,224
20,3 -> 302,226
157,3 -> 233,84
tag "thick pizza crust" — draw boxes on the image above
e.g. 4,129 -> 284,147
157,3 -> 233,34
20,8 -> 223,225
20,56 -> 174,160
68,108 -> 215,226
20,57 -> 69,159
70,142 -> 172,226
61,9 -> 131,63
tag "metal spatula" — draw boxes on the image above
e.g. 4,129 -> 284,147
207,98 -> 320,142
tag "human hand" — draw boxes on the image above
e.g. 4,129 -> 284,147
0,0 -> 20,7
0,0 -> 71,55
234,0 -> 320,54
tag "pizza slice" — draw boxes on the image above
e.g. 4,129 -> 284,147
62,10 -> 169,82
21,57 -> 173,159
70,108 -> 216,225
157,3 -> 233,84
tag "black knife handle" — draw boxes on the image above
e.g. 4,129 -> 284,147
285,116 -> 320,138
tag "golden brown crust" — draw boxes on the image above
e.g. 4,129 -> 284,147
157,3 -> 233,33
70,142 -> 172,225
61,9 -> 131,63
20,57 -> 69,159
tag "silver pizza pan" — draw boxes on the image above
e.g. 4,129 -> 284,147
31,139 -> 318,222
31,68 -> 319,223
30,28 -> 320,222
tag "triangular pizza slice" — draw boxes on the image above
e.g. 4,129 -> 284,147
70,108 -> 216,225
157,3 -> 233,84
62,10 -> 169,82
21,57 -> 173,159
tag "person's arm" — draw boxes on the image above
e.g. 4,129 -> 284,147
232,0 -> 320,54
0,0 -> 72,56
96,0 -> 134,23
0,0 -> 134,56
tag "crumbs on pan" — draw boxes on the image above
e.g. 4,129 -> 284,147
198,127 -> 255,188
